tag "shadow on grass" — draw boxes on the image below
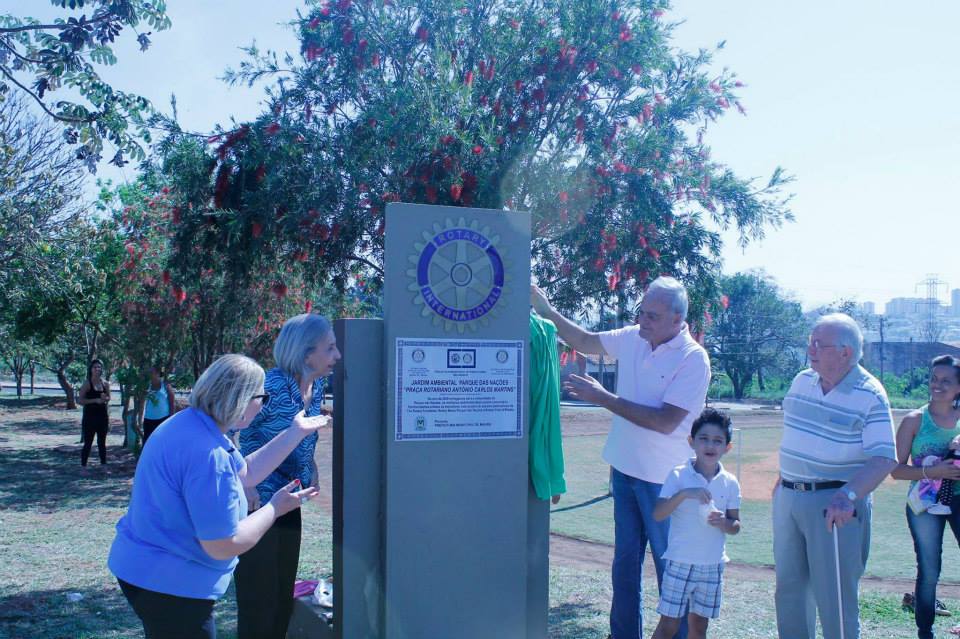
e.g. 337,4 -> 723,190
1,417 -> 85,437
549,601 -> 606,638
0,444 -> 136,512
0,396 -> 66,409
0,585 -> 141,639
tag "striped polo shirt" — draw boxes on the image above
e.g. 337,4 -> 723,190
779,365 -> 895,482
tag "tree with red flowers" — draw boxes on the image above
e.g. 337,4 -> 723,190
163,0 -> 791,324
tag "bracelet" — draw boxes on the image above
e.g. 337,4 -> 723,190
922,466 -> 929,480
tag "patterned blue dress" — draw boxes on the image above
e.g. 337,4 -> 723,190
239,368 -> 325,503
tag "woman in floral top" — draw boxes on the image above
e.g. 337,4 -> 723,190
235,313 -> 340,639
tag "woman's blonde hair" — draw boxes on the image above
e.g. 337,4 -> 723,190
189,354 -> 265,428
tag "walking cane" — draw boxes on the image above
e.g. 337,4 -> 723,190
832,522 -> 845,639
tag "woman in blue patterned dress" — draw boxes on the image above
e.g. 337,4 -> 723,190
234,313 -> 340,639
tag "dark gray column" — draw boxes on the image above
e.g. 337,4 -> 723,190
333,318 -> 385,639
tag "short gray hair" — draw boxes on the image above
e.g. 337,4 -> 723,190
814,313 -> 863,363
273,313 -> 333,380
189,354 -> 265,429
645,276 -> 689,320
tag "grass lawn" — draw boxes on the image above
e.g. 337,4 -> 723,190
3,401 -> 960,638
551,428 -> 960,582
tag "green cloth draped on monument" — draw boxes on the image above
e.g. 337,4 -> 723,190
529,312 -> 566,500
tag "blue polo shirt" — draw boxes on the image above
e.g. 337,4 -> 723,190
108,407 -> 248,599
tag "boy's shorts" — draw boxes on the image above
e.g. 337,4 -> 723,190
656,559 -> 724,619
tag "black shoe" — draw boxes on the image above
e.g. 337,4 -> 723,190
937,598 -> 952,617
903,592 -> 915,613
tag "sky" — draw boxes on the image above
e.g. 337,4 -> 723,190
12,1 -> 959,310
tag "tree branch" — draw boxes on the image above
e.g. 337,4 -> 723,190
0,66 -> 93,124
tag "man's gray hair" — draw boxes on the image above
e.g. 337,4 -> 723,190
273,313 -> 333,380
814,313 -> 863,363
645,276 -> 689,320
189,354 -> 265,429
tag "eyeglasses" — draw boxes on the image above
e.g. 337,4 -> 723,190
808,340 -> 843,351
251,393 -> 270,406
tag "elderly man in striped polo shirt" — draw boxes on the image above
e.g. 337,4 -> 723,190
774,313 -> 897,639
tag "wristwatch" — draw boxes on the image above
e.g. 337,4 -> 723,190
844,487 -> 858,502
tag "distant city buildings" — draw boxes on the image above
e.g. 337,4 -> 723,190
862,287 -> 960,344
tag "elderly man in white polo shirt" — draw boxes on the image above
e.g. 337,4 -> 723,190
774,313 -> 897,639
531,276 -> 710,639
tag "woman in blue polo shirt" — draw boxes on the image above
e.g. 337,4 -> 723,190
108,354 -> 328,639
234,313 -> 339,639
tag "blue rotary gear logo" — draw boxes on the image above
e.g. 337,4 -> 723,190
407,218 -> 508,332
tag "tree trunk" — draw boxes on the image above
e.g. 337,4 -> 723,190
757,368 -> 765,392
57,367 -> 77,410
29,361 -> 35,394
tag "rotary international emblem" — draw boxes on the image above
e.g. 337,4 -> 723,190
407,218 -> 508,333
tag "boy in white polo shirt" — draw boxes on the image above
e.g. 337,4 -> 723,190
651,408 -> 741,639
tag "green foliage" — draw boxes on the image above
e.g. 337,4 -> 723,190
706,270 -> 807,399
158,0 -> 792,321
0,0 -> 172,169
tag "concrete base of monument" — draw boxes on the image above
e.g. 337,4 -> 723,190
286,596 -> 334,639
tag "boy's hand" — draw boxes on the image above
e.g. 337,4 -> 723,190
683,488 -> 712,504
706,511 -> 727,529
950,435 -> 960,451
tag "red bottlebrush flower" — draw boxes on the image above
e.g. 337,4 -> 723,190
459,7 -> 468,14
560,351 -> 568,367
559,191 -> 569,203
472,144 -> 483,155
570,350 -> 578,363
608,273 -> 620,291
367,118 -> 378,127
172,286 -> 187,305
493,99 -> 502,116
709,81 -> 722,93
484,59 -> 495,81
464,70 -> 474,87
592,257 -> 605,271
561,262 -> 571,276
416,26 -> 429,42
575,115 -> 586,131
251,222 -> 263,238
514,80 -> 523,92
612,10 -> 621,20
720,294 -> 730,310
496,135 -> 504,145
358,38 -> 368,52
309,17 -> 321,29
533,87 -> 546,102
654,93 -> 665,104
614,161 -> 630,173
425,185 -> 438,202
479,95 -> 489,106
305,300 -> 313,313
510,18 -> 520,29
586,60 -> 598,73
442,156 -> 454,170
576,131 -> 584,144
652,9 -> 664,18
265,122 -> 281,135
320,5 -> 331,16
172,207 -> 181,224
161,270 -> 171,285
272,282 -> 288,298
371,53 -> 380,67
631,64 -> 643,74
643,103 -> 653,121
619,28 -> 632,42
717,97 -> 730,108
255,165 -> 267,182
450,183 -> 463,201
734,80 -> 744,87
479,60 -> 486,76
342,27 -> 354,44
646,246 -> 660,259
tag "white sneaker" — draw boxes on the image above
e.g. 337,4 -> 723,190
928,503 -> 952,515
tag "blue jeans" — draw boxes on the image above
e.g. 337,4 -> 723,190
610,468 -> 686,639
906,505 -> 960,639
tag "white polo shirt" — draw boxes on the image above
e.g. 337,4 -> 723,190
659,459 -> 741,565
599,324 -> 711,483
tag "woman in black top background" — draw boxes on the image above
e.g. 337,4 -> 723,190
78,359 -> 110,466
